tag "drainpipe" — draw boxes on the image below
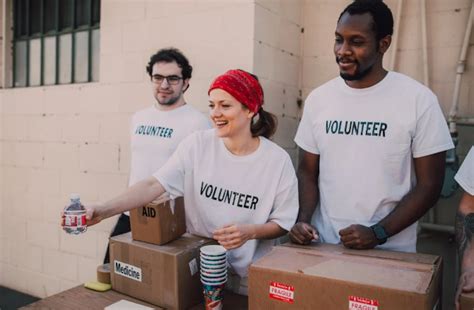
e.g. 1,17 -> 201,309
421,0 -> 430,87
419,0 -> 437,224
421,1 -> 474,234
448,0 -> 474,131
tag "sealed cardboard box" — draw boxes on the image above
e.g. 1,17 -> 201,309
249,243 -> 442,310
130,196 -> 186,245
110,232 -> 214,310
460,291 -> 474,310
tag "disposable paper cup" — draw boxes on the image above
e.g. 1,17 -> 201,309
203,283 -> 225,310
201,256 -> 226,263
201,275 -> 227,285
200,253 -> 226,261
201,261 -> 226,269
200,269 -> 227,278
201,256 -> 226,261
201,265 -> 227,273
200,245 -> 226,257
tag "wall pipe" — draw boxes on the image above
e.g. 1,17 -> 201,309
422,1 -> 474,234
448,0 -> 474,131
419,0 -> 437,224
419,222 -> 455,235
421,0 -> 430,86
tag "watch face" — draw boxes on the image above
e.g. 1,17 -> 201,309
371,224 -> 388,244
465,213 -> 474,233
374,226 -> 384,239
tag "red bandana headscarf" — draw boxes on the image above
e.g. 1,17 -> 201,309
208,69 -> 264,113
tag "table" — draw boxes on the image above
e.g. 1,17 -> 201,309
21,285 -> 248,309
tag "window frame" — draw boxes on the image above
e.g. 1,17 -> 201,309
12,0 -> 100,88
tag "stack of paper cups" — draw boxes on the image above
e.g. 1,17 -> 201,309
200,245 -> 227,310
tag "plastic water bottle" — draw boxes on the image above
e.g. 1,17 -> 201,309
63,193 -> 87,235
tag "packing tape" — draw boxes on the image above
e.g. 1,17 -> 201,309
97,263 -> 111,284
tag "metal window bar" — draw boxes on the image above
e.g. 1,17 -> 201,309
71,0 -> 75,84
88,0 -> 92,82
40,0 -> 44,86
12,0 -> 100,88
25,0 -> 30,87
55,0 -> 59,85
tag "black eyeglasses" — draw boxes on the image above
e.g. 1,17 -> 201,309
151,74 -> 183,85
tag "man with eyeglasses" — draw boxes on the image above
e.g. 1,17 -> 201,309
103,48 -> 210,264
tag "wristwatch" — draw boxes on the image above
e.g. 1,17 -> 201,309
370,224 -> 388,245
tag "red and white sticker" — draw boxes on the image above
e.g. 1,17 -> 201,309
349,296 -> 379,310
269,281 -> 294,304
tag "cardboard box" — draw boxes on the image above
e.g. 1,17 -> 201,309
130,197 -> 186,245
460,291 -> 474,310
110,232 -> 215,310
249,243 -> 442,310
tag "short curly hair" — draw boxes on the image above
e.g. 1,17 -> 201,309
145,48 -> 193,80
338,0 -> 394,41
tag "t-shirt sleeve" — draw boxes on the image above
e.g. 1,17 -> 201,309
268,156 -> 299,231
294,94 -> 320,154
455,147 -> 474,195
412,91 -> 454,158
153,134 -> 195,199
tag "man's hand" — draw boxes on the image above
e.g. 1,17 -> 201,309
339,224 -> 378,249
289,222 -> 319,245
213,224 -> 256,250
456,269 -> 474,310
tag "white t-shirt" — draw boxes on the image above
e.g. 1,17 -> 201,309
455,146 -> 474,195
295,72 -> 454,252
153,129 -> 298,277
129,104 -> 210,186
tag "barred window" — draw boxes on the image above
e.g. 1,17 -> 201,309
13,0 -> 100,87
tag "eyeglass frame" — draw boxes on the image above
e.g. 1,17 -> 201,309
151,74 -> 184,85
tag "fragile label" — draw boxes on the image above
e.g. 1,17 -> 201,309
349,296 -> 379,310
269,281 -> 294,303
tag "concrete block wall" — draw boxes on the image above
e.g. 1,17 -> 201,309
0,0 -> 256,298
254,0 -> 303,165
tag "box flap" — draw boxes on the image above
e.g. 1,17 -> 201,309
301,259 -> 431,293
111,232 -> 214,256
252,245 -> 438,294
280,242 -> 440,265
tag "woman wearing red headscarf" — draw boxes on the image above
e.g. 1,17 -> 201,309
78,69 -> 298,295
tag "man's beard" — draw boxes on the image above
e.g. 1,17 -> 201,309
157,93 -> 181,106
339,62 -> 374,81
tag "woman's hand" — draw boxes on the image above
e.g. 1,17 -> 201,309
213,224 -> 257,250
60,202 -> 104,229
84,202 -> 105,226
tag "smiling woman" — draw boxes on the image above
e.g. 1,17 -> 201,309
70,69 -> 299,296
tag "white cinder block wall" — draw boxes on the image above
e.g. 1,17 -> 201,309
254,0 -> 304,164
0,0 -> 257,298
1,0 -> 474,298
